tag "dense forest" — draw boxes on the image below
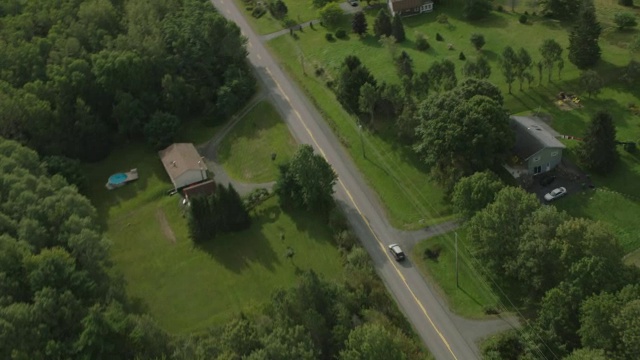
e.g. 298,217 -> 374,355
0,0 -> 255,161
0,137 -> 429,359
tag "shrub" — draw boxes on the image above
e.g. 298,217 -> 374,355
251,6 -> 266,18
437,13 -> 449,24
614,12 -> 638,30
436,32 -> 443,41
532,11 -> 537,16
314,66 -> 325,76
335,28 -> 347,39
423,244 -> 442,260
618,0 -> 633,6
459,51 -> 466,60
245,6 -> 253,11
524,10 -> 529,15
519,14 -> 528,24
334,230 -> 357,251
268,0 -> 288,19
416,35 -> 430,51
325,32 -> 334,41
470,33 -> 485,50
497,5 -> 503,12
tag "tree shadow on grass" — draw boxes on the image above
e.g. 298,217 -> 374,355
193,204 -> 282,273
281,206 -> 336,245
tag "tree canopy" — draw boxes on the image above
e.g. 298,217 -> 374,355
413,80 -> 512,188
0,0 -> 255,161
577,111 -> 618,173
568,1 -> 602,69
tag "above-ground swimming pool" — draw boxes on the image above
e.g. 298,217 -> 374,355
108,173 -> 128,186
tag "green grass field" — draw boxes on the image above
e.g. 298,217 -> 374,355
412,229 -> 502,318
556,189 -> 640,253
266,0 -> 640,227
218,101 -> 298,183
83,128 -> 344,334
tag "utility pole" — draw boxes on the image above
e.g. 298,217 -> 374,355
455,231 -> 459,288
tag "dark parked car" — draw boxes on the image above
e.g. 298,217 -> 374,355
540,175 -> 556,187
388,244 -> 405,261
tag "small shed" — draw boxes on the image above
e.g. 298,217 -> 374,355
510,116 -> 566,176
158,143 -> 208,190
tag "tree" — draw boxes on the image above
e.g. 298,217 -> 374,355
275,145 -> 338,211
499,46 -> 518,94
462,56 -> 492,79
339,323 -> 409,360
470,33 -> 486,50
352,11 -> 367,36
313,0 -> 332,8
359,82 -> 378,123
614,12 -> 637,30
481,330 -> 525,360
43,155 -> 87,192
515,48 -> 532,91
579,69 -> 603,98
395,51 -> 414,79
143,111 -> 180,150
391,14 -> 406,42
319,3 -> 343,28
336,56 -> 376,113
414,86 -> 513,188
467,187 -> 540,284
564,348 -> 608,360
540,39 -> 563,82
464,0 -> 492,20
427,59 -> 457,91
568,1 -> 602,69
452,171 -> 505,219
379,35 -> 399,59
576,111 -> 618,173
373,9 -> 392,38
268,0 -> 288,19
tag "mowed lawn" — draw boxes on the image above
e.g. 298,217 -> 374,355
83,130 -> 344,334
266,0 -> 640,228
232,0 -> 319,35
412,229 -> 502,318
218,101 -> 298,183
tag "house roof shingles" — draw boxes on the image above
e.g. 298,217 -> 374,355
158,143 -> 207,182
510,116 -> 565,160
390,0 -> 432,12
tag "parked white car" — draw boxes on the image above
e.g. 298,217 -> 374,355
544,187 -> 567,201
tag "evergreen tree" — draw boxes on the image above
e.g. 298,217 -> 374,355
568,1 -> 602,69
188,195 -> 214,243
391,14 -> 406,42
226,184 -> 251,231
395,51 -> 414,79
352,11 -> 367,36
373,9 -> 392,38
577,111 -> 618,173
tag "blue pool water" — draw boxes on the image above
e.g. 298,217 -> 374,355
108,173 -> 127,185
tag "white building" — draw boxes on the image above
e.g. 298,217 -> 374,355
158,143 -> 208,190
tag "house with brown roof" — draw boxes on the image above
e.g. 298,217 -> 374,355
388,0 -> 433,16
158,143 -> 208,190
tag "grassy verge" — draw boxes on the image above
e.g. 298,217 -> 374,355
412,229 -> 502,318
83,138 -> 344,334
218,101 -> 297,183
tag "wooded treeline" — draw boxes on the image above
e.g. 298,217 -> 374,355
0,0 -> 255,161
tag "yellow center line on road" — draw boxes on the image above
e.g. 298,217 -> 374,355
265,64 -> 460,360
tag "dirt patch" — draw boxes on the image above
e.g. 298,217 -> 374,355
156,209 -> 176,244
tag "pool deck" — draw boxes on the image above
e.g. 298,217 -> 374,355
105,168 -> 139,190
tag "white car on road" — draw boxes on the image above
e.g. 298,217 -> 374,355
544,187 -> 567,201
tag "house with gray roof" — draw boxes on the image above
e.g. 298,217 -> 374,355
509,116 -> 566,176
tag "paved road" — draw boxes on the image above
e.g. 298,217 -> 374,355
207,1 -> 518,358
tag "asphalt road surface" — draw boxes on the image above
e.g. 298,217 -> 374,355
207,1 -> 517,358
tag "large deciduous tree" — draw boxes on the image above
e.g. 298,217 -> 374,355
452,171 -> 505,219
577,111 -> 618,173
414,81 -> 513,188
276,145 -> 338,212
427,59 -> 457,91
319,3 -> 343,28
568,1 -> 602,69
